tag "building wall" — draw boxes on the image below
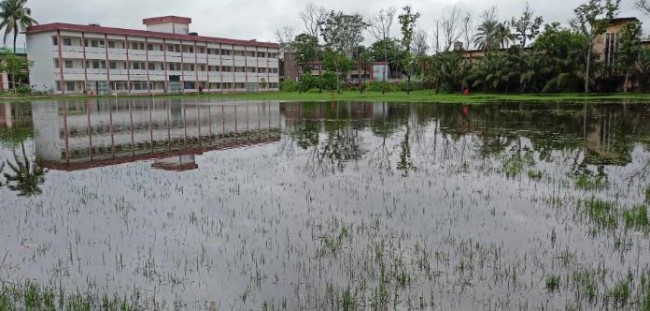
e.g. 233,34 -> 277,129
27,32 -> 58,92
27,29 -> 280,94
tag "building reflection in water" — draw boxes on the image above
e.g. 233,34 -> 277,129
32,99 -> 281,171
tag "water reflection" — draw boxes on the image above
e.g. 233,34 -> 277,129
32,99 -> 281,171
1,100 -> 650,309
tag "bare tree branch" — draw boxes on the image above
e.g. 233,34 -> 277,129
275,26 -> 296,55
300,3 -> 328,38
369,7 -> 397,41
412,29 -> 429,56
462,12 -> 473,50
442,6 -> 463,52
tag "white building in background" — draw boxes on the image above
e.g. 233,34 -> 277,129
25,16 -> 280,95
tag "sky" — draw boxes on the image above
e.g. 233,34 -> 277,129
11,0 -> 650,50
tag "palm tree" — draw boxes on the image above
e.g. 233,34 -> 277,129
3,141 -> 47,196
474,19 -> 499,50
0,0 -> 37,54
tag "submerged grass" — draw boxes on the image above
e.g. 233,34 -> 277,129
622,205 -> 649,230
0,281 -> 141,310
575,174 -> 608,190
581,198 -> 618,229
546,275 -> 560,292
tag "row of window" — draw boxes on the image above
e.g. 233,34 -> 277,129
54,36 -> 279,58
55,80 -> 280,91
54,59 -> 279,73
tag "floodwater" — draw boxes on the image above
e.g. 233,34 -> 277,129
1,99 -> 650,310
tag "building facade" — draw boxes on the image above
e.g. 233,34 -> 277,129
26,16 -> 280,95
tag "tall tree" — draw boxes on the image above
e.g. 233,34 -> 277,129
398,5 -> 420,94
571,0 -> 621,93
510,2 -> 544,47
474,7 -> 500,50
0,0 -> 37,54
319,11 -> 368,57
441,6 -> 463,52
300,3 -> 327,39
368,7 -> 397,94
292,33 -> 321,72
275,26 -> 296,56
412,30 -> 429,56
617,22 -> 642,92
462,13 -> 473,50
323,48 -> 353,94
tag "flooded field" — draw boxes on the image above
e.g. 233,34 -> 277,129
1,99 -> 650,310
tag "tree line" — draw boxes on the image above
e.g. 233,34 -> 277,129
277,0 -> 650,94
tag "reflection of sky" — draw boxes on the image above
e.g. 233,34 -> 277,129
1,101 -> 650,310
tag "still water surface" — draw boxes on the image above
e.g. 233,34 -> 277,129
1,100 -> 650,310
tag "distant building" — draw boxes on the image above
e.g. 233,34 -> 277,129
282,52 -> 382,84
26,16 -> 280,95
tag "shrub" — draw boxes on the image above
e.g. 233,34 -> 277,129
280,80 -> 298,92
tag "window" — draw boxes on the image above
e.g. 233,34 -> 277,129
247,67 -> 256,73
110,61 -> 117,69
148,63 -> 156,70
65,60 -> 73,69
257,52 -> 266,58
147,44 -> 153,51
108,41 -> 116,49
54,59 -> 60,68
198,47 -> 205,54
200,65 -> 206,71
270,68 -> 278,73
63,38 -> 72,46
52,36 -> 58,45
66,81 -> 75,91
258,68 -> 267,73
221,49 -> 231,55
222,66 -> 231,72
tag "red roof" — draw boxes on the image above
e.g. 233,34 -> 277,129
26,23 -> 279,48
143,16 -> 192,25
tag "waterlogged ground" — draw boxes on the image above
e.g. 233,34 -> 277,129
1,100 -> 650,310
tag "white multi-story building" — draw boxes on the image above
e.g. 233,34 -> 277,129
26,16 -> 280,95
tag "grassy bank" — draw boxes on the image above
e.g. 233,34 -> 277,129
3,90 -> 650,104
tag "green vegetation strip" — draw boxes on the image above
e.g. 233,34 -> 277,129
0,281 -> 140,311
5,91 -> 650,104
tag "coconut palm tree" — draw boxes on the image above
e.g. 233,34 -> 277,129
0,0 -> 37,54
3,141 -> 46,196
474,19 -> 499,50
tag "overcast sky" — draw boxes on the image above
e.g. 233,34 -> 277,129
13,0 -> 650,49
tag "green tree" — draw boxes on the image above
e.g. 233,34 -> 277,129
474,7 -> 500,50
370,38 -> 404,79
0,51 -> 31,92
510,2 -> 544,47
534,23 -> 589,92
617,22 -> 642,92
319,11 -> 368,57
0,0 -> 37,54
634,49 -> 650,91
293,33 -> 321,72
571,0 -> 621,93
322,48 -> 353,93
398,5 -> 420,95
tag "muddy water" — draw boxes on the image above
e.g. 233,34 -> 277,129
1,100 -> 650,310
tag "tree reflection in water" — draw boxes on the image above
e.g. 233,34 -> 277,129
3,142 -> 47,197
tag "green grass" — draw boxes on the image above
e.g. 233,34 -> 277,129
527,170 -> 544,180
546,275 -> 561,292
8,90 -> 650,104
645,185 -> 650,203
608,280 -> 630,307
622,205 -> 649,230
582,198 -> 618,229
0,281 -> 140,310
575,174 -> 608,190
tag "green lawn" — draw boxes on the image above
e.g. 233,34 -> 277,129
4,90 -> 650,104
